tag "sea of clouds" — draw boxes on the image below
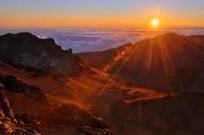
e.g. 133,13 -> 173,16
1,27 -> 204,53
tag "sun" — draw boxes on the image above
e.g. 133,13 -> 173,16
151,18 -> 160,28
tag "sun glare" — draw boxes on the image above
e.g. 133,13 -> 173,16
151,18 -> 160,28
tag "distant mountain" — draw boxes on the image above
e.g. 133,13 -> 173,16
79,33 -> 204,92
0,32 -> 86,76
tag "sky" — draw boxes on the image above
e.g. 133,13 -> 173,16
0,0 -> 204,28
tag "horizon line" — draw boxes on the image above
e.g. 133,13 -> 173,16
1,25 -> 204,30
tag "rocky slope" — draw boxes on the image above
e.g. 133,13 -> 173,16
0,32 -> 113,135
0,79 -> 112,135
0,83 -> 41,135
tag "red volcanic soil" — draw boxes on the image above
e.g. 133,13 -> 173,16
1,32 -> 204,135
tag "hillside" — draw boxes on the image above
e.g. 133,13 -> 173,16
0,33 -> 113,135
79,33 -> 204,92
79,32 -> 204,135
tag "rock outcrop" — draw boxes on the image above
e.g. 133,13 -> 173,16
0,75 -> 47,101
0,32 -> 85,76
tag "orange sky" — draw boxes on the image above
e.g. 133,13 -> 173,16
1,0 -> 204,28
1,13 -> 203,29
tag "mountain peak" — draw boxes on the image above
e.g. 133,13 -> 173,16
79,33 -> 204,92
2,32 -> 39,40
0,32 -> 86,75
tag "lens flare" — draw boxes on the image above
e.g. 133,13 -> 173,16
151,18 -> 160,28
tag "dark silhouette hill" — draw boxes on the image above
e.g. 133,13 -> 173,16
79,33 -> 204,92
0,32 -> 86,76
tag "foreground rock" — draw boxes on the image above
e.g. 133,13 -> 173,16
0,83 -> 41,135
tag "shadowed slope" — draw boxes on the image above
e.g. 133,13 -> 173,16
79,33 -> 204,92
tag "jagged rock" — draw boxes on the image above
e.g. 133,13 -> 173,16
0,83 -> 41,135
15,113 -> 40,130
0,83 -> 16,123
0,32 -> 86,76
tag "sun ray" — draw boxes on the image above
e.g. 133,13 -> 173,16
96,44 -> 141,97
157,37 -> 173,76
144,39 -> 153,70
